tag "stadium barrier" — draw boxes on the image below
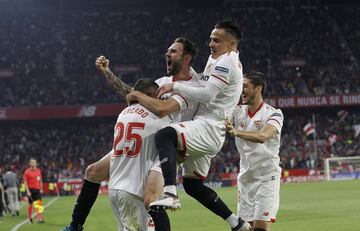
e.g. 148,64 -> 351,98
38,169 -> 330,196
1,93 -> 360,120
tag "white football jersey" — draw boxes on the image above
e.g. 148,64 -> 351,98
231,102 -> 284,181
156,76 -> 201,123
108,104 -> 170,197
195,51 -> 243,120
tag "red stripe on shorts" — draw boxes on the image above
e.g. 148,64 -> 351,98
193,171 -> 206,180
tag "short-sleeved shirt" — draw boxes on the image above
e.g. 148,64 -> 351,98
108,104 -> 170,197
23,168 -> 42,189
195,51 -> 243,120
155,75 -> 201,123
231,102 -> 284,181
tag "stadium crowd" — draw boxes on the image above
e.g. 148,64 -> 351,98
1,6 -> 360,106
1,110 -> 359,182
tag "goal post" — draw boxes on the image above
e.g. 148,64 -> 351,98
324,156 -> 360,181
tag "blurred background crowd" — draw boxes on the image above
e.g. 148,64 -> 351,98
0,0 -> 359,182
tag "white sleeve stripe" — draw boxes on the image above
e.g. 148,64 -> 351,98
211,74 -> 228,85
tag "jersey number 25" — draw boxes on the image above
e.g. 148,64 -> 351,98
113,122 -> 145,158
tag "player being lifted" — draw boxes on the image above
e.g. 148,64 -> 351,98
108,78 -> 171,230
129,21 -> 251,231
62,37 -> 201,231
226,72 -> 284,231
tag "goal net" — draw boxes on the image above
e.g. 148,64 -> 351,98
324,156 -> 360,181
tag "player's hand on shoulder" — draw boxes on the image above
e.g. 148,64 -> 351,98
126,91 -> 139,103
156,83 -> 174,98
95,55 -> 109,72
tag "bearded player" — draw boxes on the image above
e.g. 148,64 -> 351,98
149,21 -> 250,231
62,37 -> 200,231
226,72 -> 284,231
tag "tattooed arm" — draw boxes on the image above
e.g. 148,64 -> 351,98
95,56 -> 133,100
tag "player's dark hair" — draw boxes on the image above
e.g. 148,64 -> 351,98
214,21 -> 241,42
244,71 -> 267,95
174,37 -> 198,65
133,78 -> 159,97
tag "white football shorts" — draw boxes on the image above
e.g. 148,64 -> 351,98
109,189 -> 148,231
170,118 -> 226,179
237,176 -> 280,222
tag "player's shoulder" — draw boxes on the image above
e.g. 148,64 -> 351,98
233,104 -> 247,116
264,103 -> 283,118
155,76 -> 172,86
219,51 -> 239,63
122,104 -> 158,120
215,51 -> 241,71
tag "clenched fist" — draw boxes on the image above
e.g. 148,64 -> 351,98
95,55 -> 109,73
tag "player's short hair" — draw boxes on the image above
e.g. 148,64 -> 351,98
174,37 -> 198,65
133,78 -> 159,97
214,21 -> 241,42
244,71 -> 267,95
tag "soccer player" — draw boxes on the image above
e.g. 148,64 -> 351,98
226,72 -> 284,231
3,166 -> 20,216
149,21 -> 250,231
108,78 -> 171,230
23,158 -> 44,223
62,37 -> 200,231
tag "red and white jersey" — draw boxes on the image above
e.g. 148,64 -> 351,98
195,51 -> 243,120
155,75 -> 201,123
231,102 -> 284,181
108,104 -> 170,197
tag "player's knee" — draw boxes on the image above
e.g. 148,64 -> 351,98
155,127 -> 178,147
253,220 -> 270,231
143,187 -> 161,210
85,163 -> 104,183
143,195 -> 153,210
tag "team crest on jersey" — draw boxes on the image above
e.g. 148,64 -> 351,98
239,121 -> 245,128
254,120 -> 263,129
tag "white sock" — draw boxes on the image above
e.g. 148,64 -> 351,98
164,185 -> 177,196
226,213 -> 239,228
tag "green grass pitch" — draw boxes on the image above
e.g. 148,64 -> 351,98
1,180 -> 359,231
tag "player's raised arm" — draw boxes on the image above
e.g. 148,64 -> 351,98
95,56 -> 133,99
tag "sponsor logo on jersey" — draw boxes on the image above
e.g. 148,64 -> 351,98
200,75 -> 209,81
215,66 -> 229,73
263,211 -> 269,216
